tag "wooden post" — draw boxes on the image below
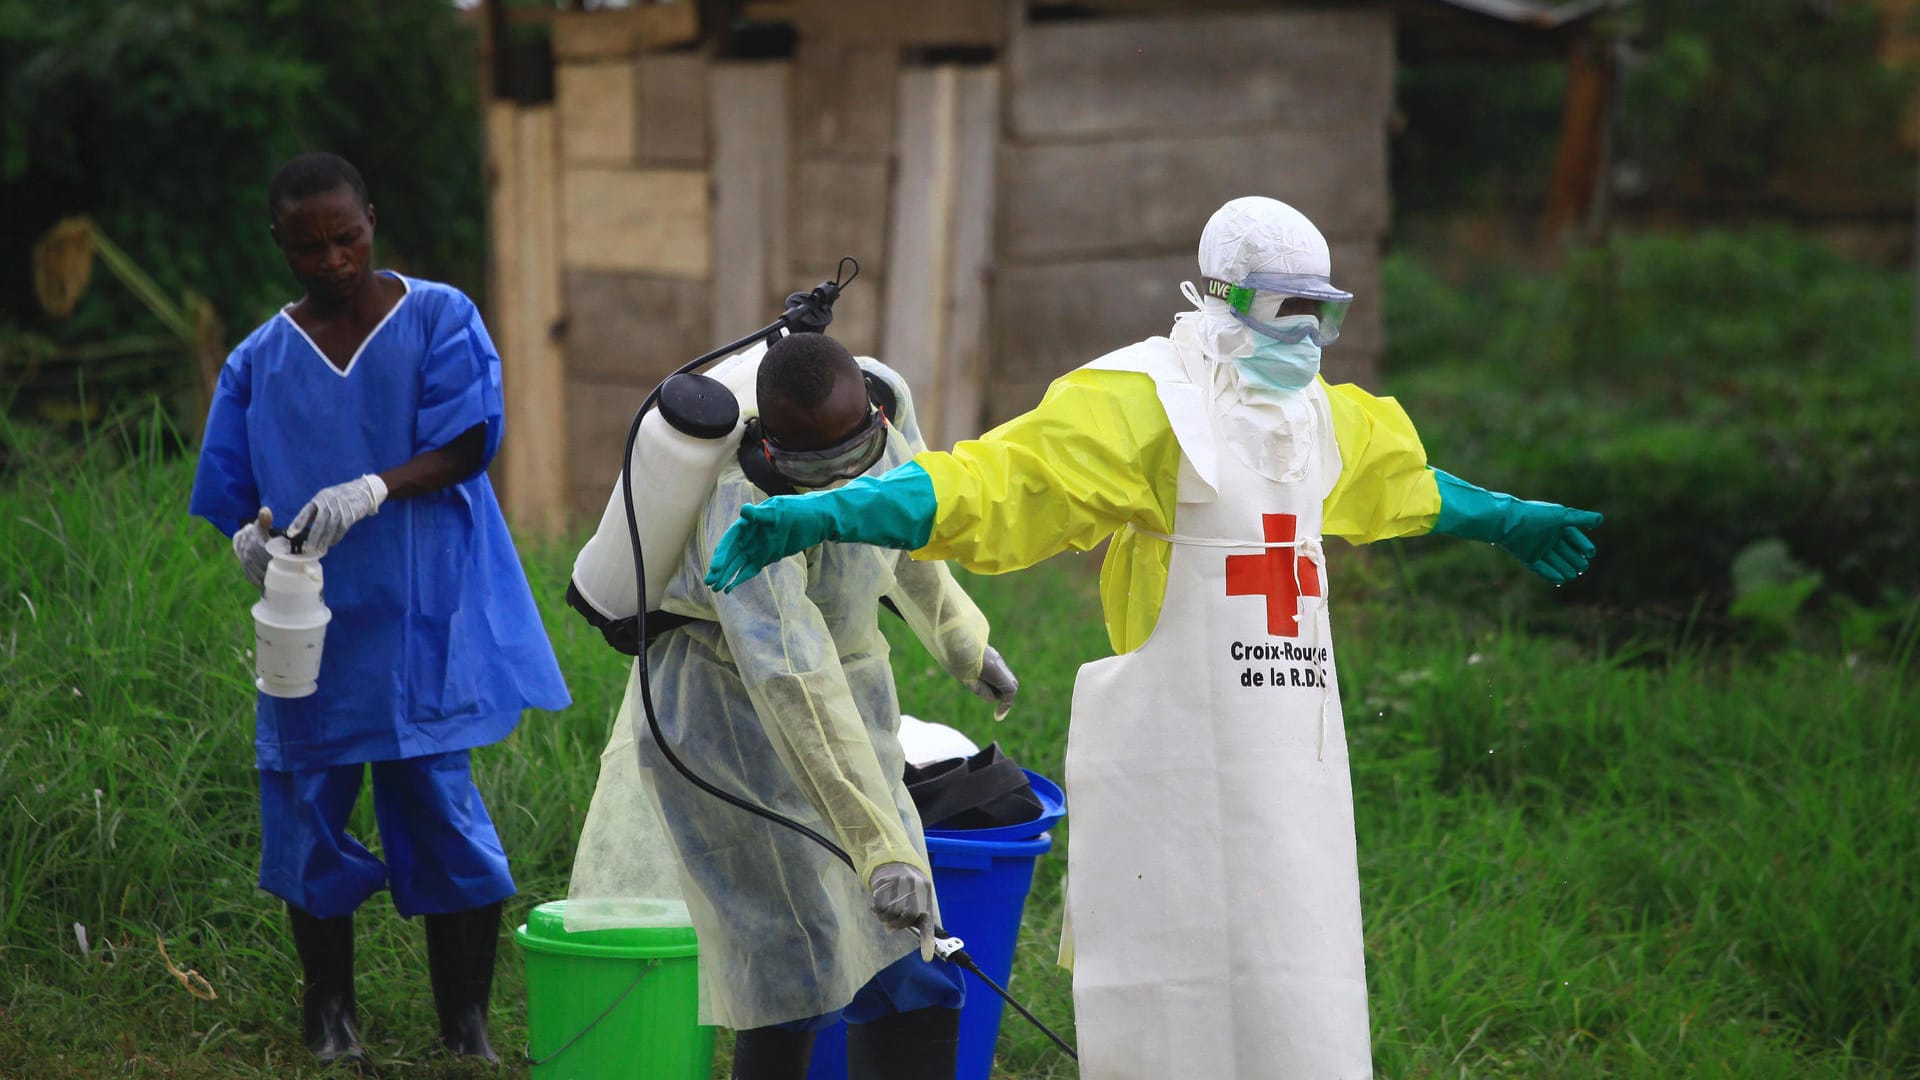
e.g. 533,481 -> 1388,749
880,64 -> 1000,448
1543,35 -> 1615,244
710,62 -> 793,344
490,102 -> 570,539
881,67 -> 959,443
484,101 -> 521,500
786,37 -> 898,357
939,66 -> 999,446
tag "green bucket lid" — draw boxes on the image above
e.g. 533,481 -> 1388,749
516,899 -> 700,959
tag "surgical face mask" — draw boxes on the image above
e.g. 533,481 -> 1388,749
1234,319 -> 1323,392
765,407 -> 890,488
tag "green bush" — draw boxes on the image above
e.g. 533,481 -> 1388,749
1391,0 -> 1916,228
1382,229 -> 1920,641
0,0 -> 484,422
6,416 -> 1916,1075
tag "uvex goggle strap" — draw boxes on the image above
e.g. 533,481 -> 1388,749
1203,275 -> 1353,347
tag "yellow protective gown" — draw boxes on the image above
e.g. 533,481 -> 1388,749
913,366 -> 1440,652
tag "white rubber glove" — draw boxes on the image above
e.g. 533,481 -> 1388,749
966,645 -> 1019,721
869,862 -> 938,962
289,474 -> 387,553
232,510 -> 273,589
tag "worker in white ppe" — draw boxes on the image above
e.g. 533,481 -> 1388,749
569,331 -> 1018,1080
704,197 -> 1603,1078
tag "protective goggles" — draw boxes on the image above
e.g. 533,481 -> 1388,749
764,406 -> 890,488
1204,273 -> 1352,347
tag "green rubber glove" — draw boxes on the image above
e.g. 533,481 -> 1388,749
706,461 -> 938,593
1430,468 -> 1603,585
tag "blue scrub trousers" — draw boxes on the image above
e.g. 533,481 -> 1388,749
776,949 -> 967,1032
258,749 -> 515,919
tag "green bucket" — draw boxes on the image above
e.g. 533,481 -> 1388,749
516,898 -> 715,1079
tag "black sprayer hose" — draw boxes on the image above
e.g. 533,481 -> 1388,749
620,311 -> 858,870
946,949 -> 1079,1061
613,259 -> 1077,1062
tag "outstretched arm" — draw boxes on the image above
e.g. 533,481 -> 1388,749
1317,380 -> 1601,584
707,461 -> 937,592
708,369 -> 1178,592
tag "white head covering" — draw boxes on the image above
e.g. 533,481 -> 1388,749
1175,197 -> 1337,364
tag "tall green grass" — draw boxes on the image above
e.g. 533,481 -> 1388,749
3,416 -> 1915,1077
1381,229 -> 1920,634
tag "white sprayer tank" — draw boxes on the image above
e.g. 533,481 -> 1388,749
570,340 -> 767,621
252,537 -> 331,698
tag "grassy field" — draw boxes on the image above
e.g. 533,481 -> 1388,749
2,425 -> 1916,1078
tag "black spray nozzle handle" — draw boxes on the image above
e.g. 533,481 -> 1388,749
255,506 -> 308,555
267,524 -> 309,555
781,288 -> 836,333
781,256 -> 860,335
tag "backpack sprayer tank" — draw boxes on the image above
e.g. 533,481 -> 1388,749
568,339 -> 768,633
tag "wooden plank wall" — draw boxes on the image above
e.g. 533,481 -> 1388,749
550,13 -> 710,519
533,0 -> 1010,522
785,37 -> 897,356
487,102 -> 569,538
787,0 -> 1006,362
496,3 -> 1400,526
986,9 -> 1395,426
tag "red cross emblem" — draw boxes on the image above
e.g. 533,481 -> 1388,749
1225,513 -> 1321,637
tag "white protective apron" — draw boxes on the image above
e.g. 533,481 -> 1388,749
1065,339 -> 1372,1078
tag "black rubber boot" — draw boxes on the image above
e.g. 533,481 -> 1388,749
847,1006 -> 962,1080
286,904 -> 369,1067
423,901 -> 503,1064
729,1025 -> 817,1080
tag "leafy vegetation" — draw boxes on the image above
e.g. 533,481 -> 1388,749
2,2 -> 1917,1075
0,0 -> 484,426
2,416 -> 1913,1077
1393,0 -> 1916,225
1382,227 -> 1919,644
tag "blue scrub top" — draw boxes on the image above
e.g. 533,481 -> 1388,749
190,273 -> 571,769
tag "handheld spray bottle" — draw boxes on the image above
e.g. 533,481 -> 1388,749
250,507 -> 331,698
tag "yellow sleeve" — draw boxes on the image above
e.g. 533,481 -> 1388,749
910,368 -> 1181,575
1322,378 -> 1442,543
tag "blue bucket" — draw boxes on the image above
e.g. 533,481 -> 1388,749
805,770 -> 1063,1080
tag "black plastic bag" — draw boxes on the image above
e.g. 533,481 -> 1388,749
904,742 -> 1044,831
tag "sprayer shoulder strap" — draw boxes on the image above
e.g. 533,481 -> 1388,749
564,581 -> 701,656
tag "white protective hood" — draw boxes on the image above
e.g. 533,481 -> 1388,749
1174,196 -> 1341,365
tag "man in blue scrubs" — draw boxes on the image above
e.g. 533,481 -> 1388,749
189,152 -> 570,1065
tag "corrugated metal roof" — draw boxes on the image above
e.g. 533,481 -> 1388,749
1421,0 -> 1625,29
